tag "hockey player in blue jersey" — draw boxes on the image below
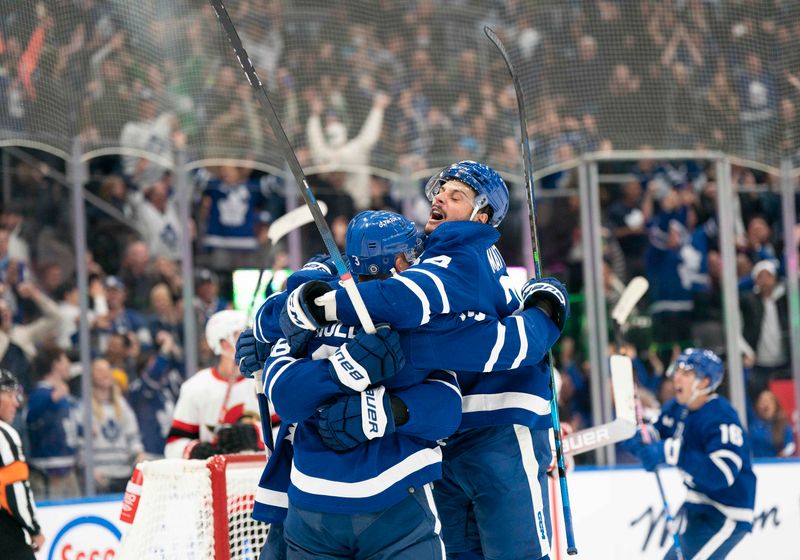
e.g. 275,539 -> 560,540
626,348 -> 756,560
277,162 -> 569,560
240,207 -> 566,560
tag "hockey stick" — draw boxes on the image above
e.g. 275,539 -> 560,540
246,201 -> 329,320
209,0 -> 375,335
563,356 -> 637,456
611,278 -> 684,557
484,26 -> 576,555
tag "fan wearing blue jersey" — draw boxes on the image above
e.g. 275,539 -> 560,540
276,161 -> 570,560
626,349 -> 757,560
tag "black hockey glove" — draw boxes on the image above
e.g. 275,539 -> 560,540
188,441 -> 218,460
216,423 -> 260,454
316,387 -> 404,451
235,328 -> 271,379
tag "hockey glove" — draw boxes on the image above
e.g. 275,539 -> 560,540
328,325 -> 405,393
279,280 -> 333,355
316,386 -> 401,451
521,277 -> 570,331
235,328 -> 271,379
216,423 -> 260,454
620,424 -> 659,455
302,254 -> 338,276
188,441 -> 218,460
637,438 -> 681,471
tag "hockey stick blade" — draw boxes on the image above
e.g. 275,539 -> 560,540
563,419 -> 636,456
268,201 -> 328,247
611,276 -> 649,327
610,354 -> 637,424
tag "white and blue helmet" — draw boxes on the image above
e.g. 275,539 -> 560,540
424,160 -> 509,227
346,211 -> 423,277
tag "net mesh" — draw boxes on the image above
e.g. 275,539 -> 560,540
119,456 -> 268,560
3,1 -> 800,174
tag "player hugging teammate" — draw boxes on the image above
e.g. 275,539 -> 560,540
237,161 -> 569,559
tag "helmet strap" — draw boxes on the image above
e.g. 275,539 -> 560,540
469,194 -> 488,223
686,378 -> 712,408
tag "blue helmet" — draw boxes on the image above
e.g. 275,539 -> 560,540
424,161 -> 509,227
346,211 -> 423,277
669,348 -> 725,392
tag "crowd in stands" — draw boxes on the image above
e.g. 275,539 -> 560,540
0,0 -> 798,495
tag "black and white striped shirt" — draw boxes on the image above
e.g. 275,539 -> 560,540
0,419 -> 41,537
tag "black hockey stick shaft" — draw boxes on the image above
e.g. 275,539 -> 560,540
208,0 -> 375,334
484,26 -> 577,554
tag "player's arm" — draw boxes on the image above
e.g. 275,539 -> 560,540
676,416 -> 749,491
0,424 -> 42,537
315,370 -> 462,452
409,306 -> 561,374
164,382 -> 202,459
319,251 -> 479,329
265,327 -> 404,423
390,369 -> 461,440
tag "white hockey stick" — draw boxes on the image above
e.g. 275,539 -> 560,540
611,276 -> 649,328
563,356 -> 636,456
267,201 -> 328,247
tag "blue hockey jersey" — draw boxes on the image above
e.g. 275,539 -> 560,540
26,383 -> 80,475
655,396 -> 757,527
323,221 -> 522,328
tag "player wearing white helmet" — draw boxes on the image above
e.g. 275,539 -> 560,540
164,310 -> 264,459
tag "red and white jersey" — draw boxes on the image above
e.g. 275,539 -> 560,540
164,368 -> 262,459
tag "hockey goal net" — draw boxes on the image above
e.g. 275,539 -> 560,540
119,453 -> 269,560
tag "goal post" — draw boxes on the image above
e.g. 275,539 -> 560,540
119,453 -> 269,560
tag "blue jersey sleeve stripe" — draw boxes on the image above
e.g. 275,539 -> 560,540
290,447 -> 442,499
462,392 -> 551,416
404,268 -> 450,313
510,316 -> 528,370
391,275 -> 431,325
483,323 -> 506,372
709,449 -> 742,486
256,486 -> 289,508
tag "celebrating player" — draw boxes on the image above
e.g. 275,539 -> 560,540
164,310 -> 263,459
626,348 -> 757,560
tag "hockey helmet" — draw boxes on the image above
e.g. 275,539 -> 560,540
346,211 -> 423,276
424,160 -> 509,227
668,348 -> 724,392
205,309 -> 248,356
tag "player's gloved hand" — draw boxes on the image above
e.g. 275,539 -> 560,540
636,437 -> 680,471
328,325 -> 405,393
235,328 -> 271,379
216,423 -> 260,453
316,386 -> 401,451
521,277 -> 570,331
279,280 -> 333,355
188,441 -> 218,460
302,254 -> 338,276
620,424 -> 659,455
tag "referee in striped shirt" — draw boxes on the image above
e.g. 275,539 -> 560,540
0,369 -> 44,559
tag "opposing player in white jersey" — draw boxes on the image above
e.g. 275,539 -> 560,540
625,349 -> 756,560
278,162 -> 569,559
164,310 -> 263,459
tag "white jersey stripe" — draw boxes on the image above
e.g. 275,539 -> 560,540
423,483 -> 447,558
693,518 -> 737,560
709,449 -> 741,487
391,275 -> 431,325
256,486 -> 289,509
405,268 -> 450,314
291,447 -> 441,498
462,392 -> 551,416
483,323 -> 506,372
513,425 -> 550,556
684,490 -> 754,522
267,358 -> 296,401
510,316 -> 528,370
428,378 -> 461,398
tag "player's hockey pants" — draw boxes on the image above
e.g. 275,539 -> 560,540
434,425 -> 552,560
282,483 -> 445,559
